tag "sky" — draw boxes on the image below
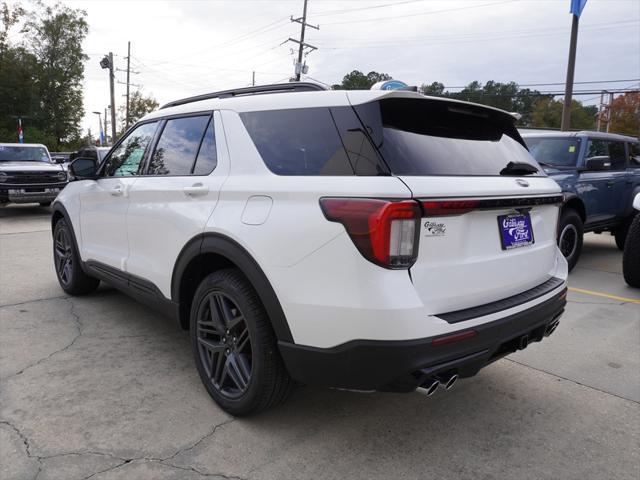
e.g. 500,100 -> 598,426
40,0 -> 640,134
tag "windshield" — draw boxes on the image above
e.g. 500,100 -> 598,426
524,137 -> 581,167
354,98 -> 541,176
0,145 -> 50,163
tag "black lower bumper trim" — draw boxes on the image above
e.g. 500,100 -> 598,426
278,287 -> 566,391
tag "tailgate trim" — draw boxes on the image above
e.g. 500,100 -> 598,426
435,276 -> 565,324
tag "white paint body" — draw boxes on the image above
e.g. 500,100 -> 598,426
56,89 -> 568,349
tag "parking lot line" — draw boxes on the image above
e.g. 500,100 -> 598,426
568,287 -> 640,304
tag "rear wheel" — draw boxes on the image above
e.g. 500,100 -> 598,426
190,269 -> 293,416
53,219 -> 100,295
557,209 -> 583,272
623,214 -> 640,287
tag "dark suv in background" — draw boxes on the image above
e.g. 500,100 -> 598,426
522,131 -> 640,270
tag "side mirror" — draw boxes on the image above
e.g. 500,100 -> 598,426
69,152 -> 78,161
70,157 -> 98,179
584,156 -> 611,171
53,157 -> 65,164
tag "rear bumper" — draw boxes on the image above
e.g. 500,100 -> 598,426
278,286 -> 567,391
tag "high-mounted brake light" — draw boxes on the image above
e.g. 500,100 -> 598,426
421,200 -> 479,217
320,198 -> 421,269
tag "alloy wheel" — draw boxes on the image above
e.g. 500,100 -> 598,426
559,224 -> 578,259
196,291 -> 253,399
54,228 -> 73,286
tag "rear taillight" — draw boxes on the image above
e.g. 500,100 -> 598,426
421,200 -> 479,216
320,198 -> 421,269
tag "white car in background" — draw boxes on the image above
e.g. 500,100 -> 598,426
52,83 -> 568,415
0,143 -> 68,206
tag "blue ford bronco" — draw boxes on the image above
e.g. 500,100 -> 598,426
522,131 -> 640,271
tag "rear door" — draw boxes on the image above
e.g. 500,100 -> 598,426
352,96 -> 562,314
125,112 -> 229,297
578,138 -> 617,225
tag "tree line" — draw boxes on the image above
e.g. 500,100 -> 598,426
333,70 -> 638,135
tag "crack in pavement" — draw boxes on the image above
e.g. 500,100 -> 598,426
2,298 -> 82,381
1,419 -> 43,480
506,358 -> 639,404
0,294 -> 70,309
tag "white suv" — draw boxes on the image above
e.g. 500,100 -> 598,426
52,83 -> 568,415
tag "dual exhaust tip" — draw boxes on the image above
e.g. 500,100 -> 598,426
419,373 -> 458,396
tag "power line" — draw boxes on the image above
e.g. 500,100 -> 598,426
321,0 -> 517,25
441,79 -> 640,89
313,0 -> 428,17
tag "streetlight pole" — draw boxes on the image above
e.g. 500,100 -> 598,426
92,111 -> 103,145
100,52 -> 117,142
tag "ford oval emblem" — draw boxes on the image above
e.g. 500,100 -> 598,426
516,179 -> 530,187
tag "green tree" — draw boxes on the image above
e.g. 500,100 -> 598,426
119,90 -> 159,133
332,70 -> 392,90
420,82 -> 446,96
609,92 -> 639,136
531,97 -> 596,130
27,2 -> 88,147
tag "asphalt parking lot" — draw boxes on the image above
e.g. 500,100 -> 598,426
1,204 -> 639,480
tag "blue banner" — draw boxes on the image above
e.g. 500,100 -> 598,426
570,0 -> 588,18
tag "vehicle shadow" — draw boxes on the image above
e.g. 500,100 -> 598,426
0,203 -> 51,218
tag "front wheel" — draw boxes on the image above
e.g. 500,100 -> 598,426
557,209 -> 583,272
190,269 -> 293,416
53,219 -> 100,295
623,215 -> 640,287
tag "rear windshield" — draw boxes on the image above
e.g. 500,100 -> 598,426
354,98 -> 542,176
0,145 -> 50,162
524,137 -> 581,167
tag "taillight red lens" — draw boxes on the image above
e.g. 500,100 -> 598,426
421,200 -> 479,216
320,198 -> 421,269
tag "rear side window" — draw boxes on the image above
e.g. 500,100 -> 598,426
240,108 -> 354,175
148,115 -> 210,176
193,118 -> 217,175
355,98 -> 540,176
586,139 -> 627,170
630,142 -> 640,166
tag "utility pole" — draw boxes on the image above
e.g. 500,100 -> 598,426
561,0 -> 588,131
104,107 -> 108,142
100,52 -> 117,142
252,71 -> 255,86
287,0 -> 318,81
116,41 -> 140,131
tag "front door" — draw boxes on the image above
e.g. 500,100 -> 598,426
80,121 -> 159,270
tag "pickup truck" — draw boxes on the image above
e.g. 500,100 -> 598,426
0,143 -> 68,207
522,131 -> 640,271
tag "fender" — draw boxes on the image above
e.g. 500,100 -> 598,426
172,232 -> 294,343
51,203 -> 89,275
623,185 -> 640,218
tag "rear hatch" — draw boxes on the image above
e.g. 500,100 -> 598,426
351,95 -> 563,314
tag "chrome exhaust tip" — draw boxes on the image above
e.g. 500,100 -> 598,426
418,379 -> 440,396
436,374 -> 458,390
545,319 -> 560,337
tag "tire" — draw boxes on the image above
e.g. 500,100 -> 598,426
614,215 -> 635,251
557,209 -> 583,272
53,219 -> 100,295
39,201 -> 52,207
190,269 -> 293,416
623,214 -> 640,287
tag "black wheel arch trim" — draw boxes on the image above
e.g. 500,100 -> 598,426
51,203 -> 89,275
172,232 -> 294,343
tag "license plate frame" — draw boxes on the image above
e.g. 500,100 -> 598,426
497,213 -> 535,250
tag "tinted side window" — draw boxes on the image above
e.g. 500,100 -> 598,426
240,108 -> 353,175
103,122 -> 158,176
193,118 -> 217,175
586,139 -> 608,158
148,116 -> 210,176
607,141 -> 626,170
630,142 -> 640,166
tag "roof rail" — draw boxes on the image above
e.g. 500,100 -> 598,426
160,82 -> 328,109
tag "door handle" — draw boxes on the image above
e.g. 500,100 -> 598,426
183,183 -> 209,196
110,185 -> 124,196
606,181 -> 615,188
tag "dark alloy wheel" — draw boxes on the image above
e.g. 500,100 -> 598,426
195,291 -> 253,399
54,226 -> 74,287
190,269 -> 293,416
52,219 -> 100,295
557,209 -> 583,272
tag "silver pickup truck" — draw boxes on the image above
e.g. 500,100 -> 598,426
0,143 -> 68,206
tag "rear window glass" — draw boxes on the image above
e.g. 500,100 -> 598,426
240,108 -> 354,175
148,115 -> 210,176
354,98 -> 541,176
0,146 -> 50,162
524,137 -> 581,167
